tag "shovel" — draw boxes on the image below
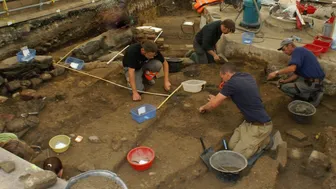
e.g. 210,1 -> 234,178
199,137 -> 215,170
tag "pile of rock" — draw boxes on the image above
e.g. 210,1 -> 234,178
71,28 -> 133,62
134,25 -> 168,50
0,99 -> 44,138
0,56 -> 65,99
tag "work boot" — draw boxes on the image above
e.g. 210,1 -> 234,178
310,91 -> 323,107
184,50 -> 194,58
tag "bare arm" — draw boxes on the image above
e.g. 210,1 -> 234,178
207,50 -> 217,57
128,68 -> 138,93
200,93 -> 227,112
268,65 -> 297,80
278,65 -> 297,75
281,73 -> 298,83
163,60 -> 169,82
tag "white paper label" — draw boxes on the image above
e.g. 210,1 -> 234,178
183,21 -> 194,26
70,62 -> 79,69
7,21 -> 13,26
56,9 -> 61,13
138,106 -> 146,115
21,46 -> 30,57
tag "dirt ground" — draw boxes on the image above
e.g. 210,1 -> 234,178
1,11 -> 336,189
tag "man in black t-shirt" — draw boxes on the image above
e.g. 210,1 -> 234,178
199,64 -> 272,159
194,19 -> 235,64
123,40 -> 171,101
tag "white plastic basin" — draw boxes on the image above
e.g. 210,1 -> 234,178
182,80 -> 206,93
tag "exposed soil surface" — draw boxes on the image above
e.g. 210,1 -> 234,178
1,11 -> 335,189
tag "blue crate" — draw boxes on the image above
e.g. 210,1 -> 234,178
16,49 -> 36,63
65,57 -> 85,70
242,32 -> 255,44
130,104 -> 156,123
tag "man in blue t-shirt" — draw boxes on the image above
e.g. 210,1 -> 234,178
267,38 -> 325,107
199,63 -> 272,159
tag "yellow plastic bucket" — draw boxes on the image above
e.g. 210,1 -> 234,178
49,135 -> 71,153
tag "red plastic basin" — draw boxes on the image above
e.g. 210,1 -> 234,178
297,4 -> 317,14
313,36 -> 333,53
303,44 -> 323,56
306,5 -> 317,14
127,146 -> 155,171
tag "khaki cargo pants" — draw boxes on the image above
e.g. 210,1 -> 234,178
228,121 -> 273,159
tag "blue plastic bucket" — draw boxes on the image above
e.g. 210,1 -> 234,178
65,170 -> 128,189
242,32 -> 255,44
130,104 -> 156,123
16,49 -> 36,63
65,57 -> 85,70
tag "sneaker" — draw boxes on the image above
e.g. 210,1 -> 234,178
310,91 -> 323,107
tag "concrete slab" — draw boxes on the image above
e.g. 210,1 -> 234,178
204,5 -> 336,96
286,128 -> 307,141
0,148 -> 67,189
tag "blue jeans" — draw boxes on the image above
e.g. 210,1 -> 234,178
124,59 -> 162,91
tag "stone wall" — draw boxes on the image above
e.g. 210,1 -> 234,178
217,37 -> 336,96
0,2 -> 126,61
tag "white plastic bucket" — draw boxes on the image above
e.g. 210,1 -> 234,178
332,38 -> 336,50
181,80 -> 206,93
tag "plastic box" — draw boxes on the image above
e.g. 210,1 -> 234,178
182,80 -> 206,93
65,57 -> 85,70
242,32 -> 255,44
313,36 -> 332,53
130,104 -> 156,123
16,49 -> 36,63
303,44 -> 323,56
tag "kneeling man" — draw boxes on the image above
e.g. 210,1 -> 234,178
199,64 -> 272,159
123,40 -> 171,101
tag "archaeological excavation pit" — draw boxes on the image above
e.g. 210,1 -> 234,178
1,0 -> 336,189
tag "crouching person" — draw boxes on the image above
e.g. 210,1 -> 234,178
123,40 -> 171,101
199,64 -> 272,159
267,38 -> 325,107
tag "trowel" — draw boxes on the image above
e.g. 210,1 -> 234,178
199,137 -> 215,170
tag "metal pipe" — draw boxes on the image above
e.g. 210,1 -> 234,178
0,0 -> 59,15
